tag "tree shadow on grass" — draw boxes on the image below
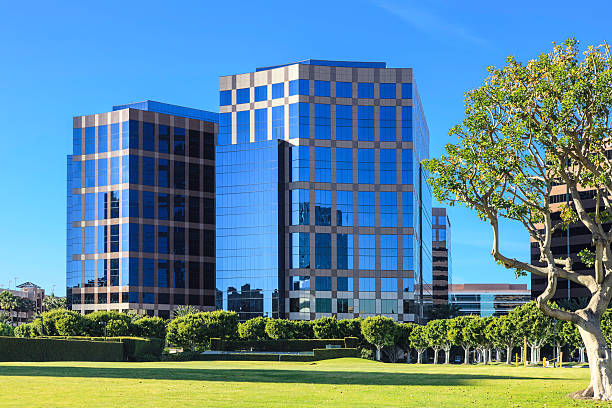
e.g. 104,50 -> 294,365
0,365 -> 567,386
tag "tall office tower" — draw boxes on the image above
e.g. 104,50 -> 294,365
217,60 -> 432,322
432,207 -> 451,306
531,186 -> 608,302
67,101 -> 217,318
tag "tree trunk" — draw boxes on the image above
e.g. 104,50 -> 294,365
577,324 -> 612,400
580,347 -> 586,363
463,346 -> 470,364
433,348 -> 439,364
506,346 -> 512,364
417,349 -> 424,364
496,349 -> 501,363
376,347 -> 382,361
444,347 -> 450,364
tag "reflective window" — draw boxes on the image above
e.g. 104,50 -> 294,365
380,83 -> 396,99
381,149 -> 397,184
122,155 -> 138,184
236,88 -> 249,104
110,124 -> 120,151
314,80 -> 330,97
84,193 -> 95,221
381,299 -> 398,314
122,189 -> 139,218
272,106 -> 284,140
336,105 -> 352,140
173,160 -> 185,189
254,86 -> 267,102
97,192 -> 107,220
254,108 -> 267,141
98,125 -> 108,153
143,157 -> 155,186
173,194 -> 185,221
84,260 -> 95,287
143,225 -> 154,253
358,192 -> 375,227
272,83 -> 284,99
359,235 -> 375,269
401,151 -> 413,188
314,147 -> 331,182
336,148 -> 352,184
142,259 -> 154,287
337,298 -> 354,313
336,191 -> 353,226
291,189 -> 310,225
97,259 -> 107,286
358,83 -> 374,98
220,90 -> 232,106
289,79 -> 309,96
315,233 -> 331,269
290,297 -> 310,313
358,149 -> 374,183
402,191 -> 415,227
85,127 -> 95,155
439,229 -> 447,241
84,226 -> 95,254
402,107 -> 413,141
335,82 -> 352,98
73,128 -> 82,155
143,122 -> 155,152
403,277 -> 415,292
289,102 -> 309,138
158,159 -> 169,188
188,129 -> 200,158
98,159 -> 107,186
380,106 -> 397,141
337,277 -> 353,292
158,194 -> 169,221
381,277 -> 398,292
358,106 -> 374,141
110,157 -> 120,185
315,190 -> 331,226
291,232 -> 310,268
291,145 -> 309,182
360,299 -> 376,313
219,113 -> 232,145
359,277 -> 375,292
85,160 -> 95,187
402,83 -> 413,99
314,104 -> 331,140
403,235 -> 414,270
174,260 -> 185,288
110,224 -> 119,252
381,192 -> 397,227
174,127 -> 185,155
381,235 -> 398,270
316,276 -> 332,291
158,260 -> 169,287
174,227 -> 185,255
110,191 -> 119,218
110,259 -> 119,286
290,275 -> 310,290
337,234 -> 353,269
316,298 -> 332,313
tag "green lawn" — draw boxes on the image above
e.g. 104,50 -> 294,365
0,358 -> 607,407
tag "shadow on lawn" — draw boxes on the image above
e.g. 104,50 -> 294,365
0,365 -> 566,386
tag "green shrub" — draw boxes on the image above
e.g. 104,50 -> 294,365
0,336 -> 123,362
116,337 -> 165,361
202,310 -> 239,339
14,323 -> 33,338
291,320 -> 314,339
166,311 -> 237,350
0,322 -> 14,337
85,311 -> 134,336
133,316 -> 166,339
56,314 -> 86,336
265,319 -> 294,340
238,317 -> 269,340
313,317 -> 340,339
313,348 -> 359,359
210,338 -> 346,352
106,320 -> 130,337
338,318 -> 364,341
361,348 -> 375,360
34,309 -> 86,336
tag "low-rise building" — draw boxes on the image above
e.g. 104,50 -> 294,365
449,283 -> 530,317
0,282 -> 45,325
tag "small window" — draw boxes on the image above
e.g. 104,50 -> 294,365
379,83 -> 396,99
314,80 -> 330,97
236,88 -> 250,104
315,276 -> 332,291
254,86 -> 267,102
358,83 -> 374,98
272,83 -> 284,99
220,90 -> 232,106
335,82 -> 352,98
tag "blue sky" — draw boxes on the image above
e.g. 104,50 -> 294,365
0,0 -> 609,295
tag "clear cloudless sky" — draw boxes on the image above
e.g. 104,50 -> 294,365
1,0 -> 610,295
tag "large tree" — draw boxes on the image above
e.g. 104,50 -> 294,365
425,39 -> 612,399
424,319 -> 447,364
447,315 -> 474,364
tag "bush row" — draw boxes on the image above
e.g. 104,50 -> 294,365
0,336 -> 124,362
209,338 -> 348,352
13,309 -> 166,340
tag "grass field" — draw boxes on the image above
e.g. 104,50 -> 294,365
0,358 -> 607,407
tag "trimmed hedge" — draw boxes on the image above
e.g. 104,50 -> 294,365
30,336 -> 165,361
0,336 -> 123,362
313,348 -> 359,359
209,338 -> 346,352
344,337 -> 360,348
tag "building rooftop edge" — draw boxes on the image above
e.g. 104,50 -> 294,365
255,59 -> 387,72
111,100 -> 218,123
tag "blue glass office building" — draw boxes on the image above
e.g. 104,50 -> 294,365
217,60 -> 432,322
67,101 -> 217,317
